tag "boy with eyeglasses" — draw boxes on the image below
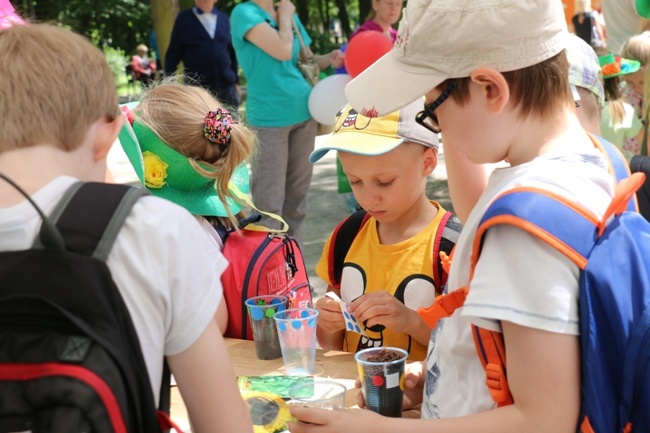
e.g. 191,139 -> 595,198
310,100 -> 460,362
289,0 -> 614,432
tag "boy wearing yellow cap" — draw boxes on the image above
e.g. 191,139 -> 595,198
311,100 -> 460,361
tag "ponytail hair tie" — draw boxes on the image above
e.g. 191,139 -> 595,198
204,108 -> 237,146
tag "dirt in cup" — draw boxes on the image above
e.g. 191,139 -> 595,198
359,348 -> 406,417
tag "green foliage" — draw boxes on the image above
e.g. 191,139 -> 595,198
14,0 -> 367,64
104,46 -> 129,87
14,0 -> 154,54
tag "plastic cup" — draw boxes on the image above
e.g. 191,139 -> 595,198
245,295 -> 288,360
273,308 -> 319,375
288,380 -> 347,409
355,347 -> 408,417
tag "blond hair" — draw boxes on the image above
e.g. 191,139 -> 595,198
574,0 -> 592,14
443,51 -> 572,120
602,75 -> 627,125
135,79 -> 257,226
621,32 -> 650,66
621,33 -> 650,125
0,24 -> 120,153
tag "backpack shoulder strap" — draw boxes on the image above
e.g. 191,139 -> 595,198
432,210 -> 462,293
328,210 -> 371,289
422,177 -> 645,408
45,182 -> 175,416
36,182 -> 148,260
469,186 -> 607,408
591,133 -> 638,213
474,187 -> 596,271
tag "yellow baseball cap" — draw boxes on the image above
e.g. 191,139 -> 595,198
309,99 -> 438,163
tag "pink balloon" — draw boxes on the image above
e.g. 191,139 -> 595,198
344,31 -> 393,78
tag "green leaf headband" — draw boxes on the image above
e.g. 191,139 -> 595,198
117,102 -> 289,232
118,103 -> 248,218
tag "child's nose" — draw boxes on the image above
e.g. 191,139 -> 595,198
359,190 -> 381,208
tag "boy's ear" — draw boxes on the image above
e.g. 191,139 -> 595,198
422,147 -> 438,176
94,114 -> 125,162
469,68 -> 510,115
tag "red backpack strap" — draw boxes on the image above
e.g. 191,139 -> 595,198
432,211 -> 462,294
327,210 -> 371,289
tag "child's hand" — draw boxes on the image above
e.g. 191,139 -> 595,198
402,361 -> 425,410
288,406 -> 383,433
348,291 -> 418,335
315,296 -> 346,333
276,0 -> 296,19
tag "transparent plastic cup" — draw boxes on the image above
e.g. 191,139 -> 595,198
288,380 -> 347,409
355,347 -> 408,417
245,295 -> 288,360
273,308 -> 319,375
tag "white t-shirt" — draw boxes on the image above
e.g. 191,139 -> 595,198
0,176 -> 227,404
422,151 -> 614,418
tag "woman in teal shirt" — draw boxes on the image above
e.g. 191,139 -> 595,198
231,0 -> 343,245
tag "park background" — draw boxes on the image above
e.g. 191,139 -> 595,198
12,0 -> 577,102
12,0 -> 571,296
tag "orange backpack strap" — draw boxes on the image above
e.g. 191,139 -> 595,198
590,133 -> 639,213
472,327 -> 513,407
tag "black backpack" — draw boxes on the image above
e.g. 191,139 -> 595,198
630,154 -> 650,222
0,177 -> 175,433
328,208 -> 462,294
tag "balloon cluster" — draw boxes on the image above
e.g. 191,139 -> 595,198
308,31 -> 393,127
344,31 -> 393,78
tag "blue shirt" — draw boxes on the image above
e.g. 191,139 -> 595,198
231,2 -> 313,127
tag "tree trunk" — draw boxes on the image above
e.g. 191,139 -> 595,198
317,0 -> 330,36
334,0 -> 352,39
359,0 -> 371,26
150,0 -> 179,68
296,0 -> 309,26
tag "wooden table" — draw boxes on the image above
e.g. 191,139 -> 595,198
170,338 -> 420,430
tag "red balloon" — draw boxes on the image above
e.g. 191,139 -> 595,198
344,31 -> 393,78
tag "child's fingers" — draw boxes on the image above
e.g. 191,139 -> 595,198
316,297 -> 341,312
356,388 -> 367,408
317,309 -> 346,332
289,405 -> 336,425
404,361 -> 425,387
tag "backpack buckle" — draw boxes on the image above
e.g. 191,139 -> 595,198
485,363 -> 513,407
418,286 -> 468,329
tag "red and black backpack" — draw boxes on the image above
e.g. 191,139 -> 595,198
0,178 -> 178,433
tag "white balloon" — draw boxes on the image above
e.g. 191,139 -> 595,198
308,74 -> 352,125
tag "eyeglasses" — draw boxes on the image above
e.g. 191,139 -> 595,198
415,80 -> 458,134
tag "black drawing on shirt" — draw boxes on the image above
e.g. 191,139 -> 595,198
340,264 -> 436,354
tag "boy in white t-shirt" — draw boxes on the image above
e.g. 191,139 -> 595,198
0,23 -> 252,433
289,1 -> 614,432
